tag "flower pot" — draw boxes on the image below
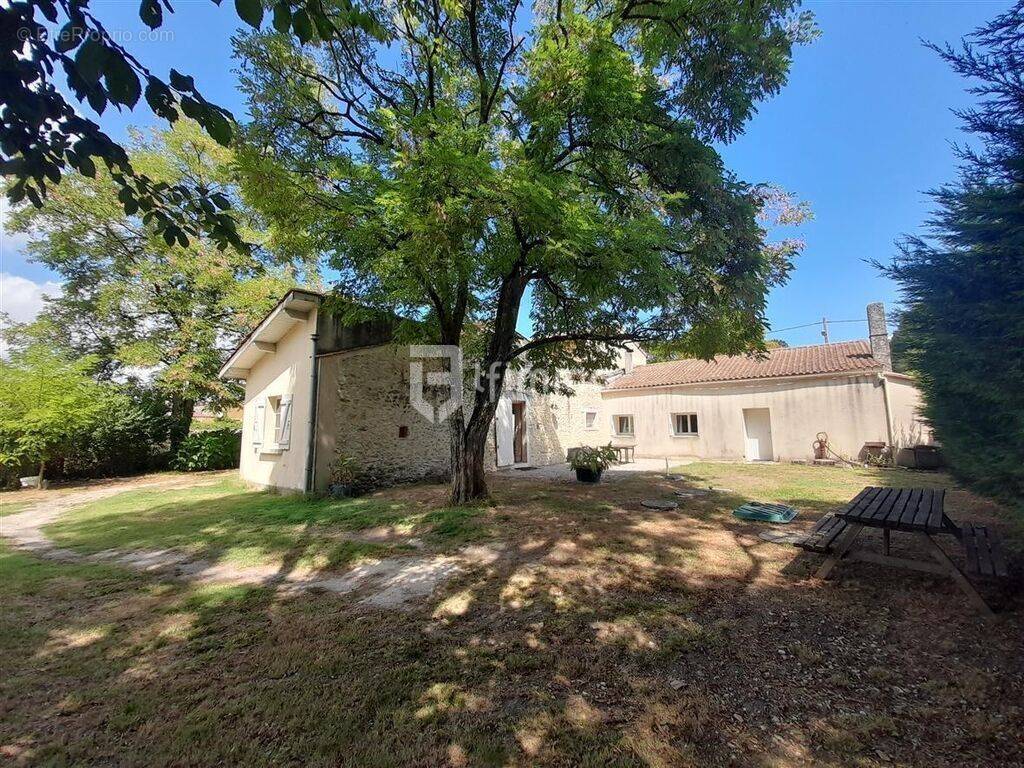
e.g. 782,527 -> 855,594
327,483 -> 353,499
575,467 -> 603,483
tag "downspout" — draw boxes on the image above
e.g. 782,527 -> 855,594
878,372 -> 895,451
304,324 -> 320,494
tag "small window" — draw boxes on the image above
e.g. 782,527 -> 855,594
672,413 -> 698,436
613,414 -> 634,436
398,425 -> 409,438
584,409 -> 598,430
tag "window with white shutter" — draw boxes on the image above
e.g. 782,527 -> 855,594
275,395 -> 293,449
252,399 -> 266,449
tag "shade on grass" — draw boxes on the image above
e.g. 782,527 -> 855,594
43,478 -> 487,570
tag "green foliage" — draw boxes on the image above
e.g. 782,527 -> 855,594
6,121 -> 294,445
0,346 -> 107,479
0,348 -> 174,482
569,445 -> 618,473
2,0 -> 386,249
171,428 -> 242,472
60,385 -> 172,478
881,4 -> 1024,500
328,455 -> 361,487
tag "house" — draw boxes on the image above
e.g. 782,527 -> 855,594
219,289 -> 605,492
573,303 -> 932,464
219,292 -> 930,492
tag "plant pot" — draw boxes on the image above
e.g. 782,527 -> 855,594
327,483 -> 353,499
575,467 -> 603,483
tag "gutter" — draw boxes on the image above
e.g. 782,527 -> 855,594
304,320 -> 320,494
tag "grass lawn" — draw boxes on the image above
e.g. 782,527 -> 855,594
2,463 -> 1022,767
41,477 -> 488,571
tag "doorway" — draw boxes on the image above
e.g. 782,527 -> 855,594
743,408 -> 774,461
512,401 -> 527,464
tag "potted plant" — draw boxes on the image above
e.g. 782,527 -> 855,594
327,455 -> 360,498
570,445 -> 618,483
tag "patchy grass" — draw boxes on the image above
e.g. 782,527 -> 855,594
0,498 -> 33,517
43,477 -> 488,569
2,463 -> 1023,766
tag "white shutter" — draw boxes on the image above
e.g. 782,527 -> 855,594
253,399 -> 266,449
276,395 -> 293,449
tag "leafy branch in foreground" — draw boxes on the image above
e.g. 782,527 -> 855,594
1,0 -> 385,249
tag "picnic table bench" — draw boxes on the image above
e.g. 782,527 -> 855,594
796,486 -> 1007,616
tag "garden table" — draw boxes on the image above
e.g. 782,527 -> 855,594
815,486 -> 994,616
612,445 -> 635,464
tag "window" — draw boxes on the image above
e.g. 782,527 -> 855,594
672,413 -> 699,436
584,409 -> 598,430
255,394 -> 292,453
613,414 -> 634,436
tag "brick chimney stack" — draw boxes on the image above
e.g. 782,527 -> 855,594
867,302 -> 892,372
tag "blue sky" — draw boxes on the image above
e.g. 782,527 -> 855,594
1,0 -> 1009,344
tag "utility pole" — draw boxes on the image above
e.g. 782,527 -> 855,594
821,316 -> 830,344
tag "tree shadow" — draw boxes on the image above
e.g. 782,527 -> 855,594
4,467 -> 1023,766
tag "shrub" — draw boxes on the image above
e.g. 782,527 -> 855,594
61,386 -> 172,478
171,428 -> 241,472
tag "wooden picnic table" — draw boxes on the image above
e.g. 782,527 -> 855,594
815,486 -> 998,616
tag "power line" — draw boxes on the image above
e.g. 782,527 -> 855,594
767,317 -> 898,338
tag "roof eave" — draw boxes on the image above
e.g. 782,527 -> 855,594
218,289 -> 323,380
603,367 -> 883,392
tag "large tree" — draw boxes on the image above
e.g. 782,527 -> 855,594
7,121 -> 295,449
881,2 -> 1024,500
235,0 -> 815,503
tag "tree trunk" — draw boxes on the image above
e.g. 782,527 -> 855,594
37,458 -> 46,489
449,412 -> 490,504
168,395 -> 195,453
444,257 -> 531,505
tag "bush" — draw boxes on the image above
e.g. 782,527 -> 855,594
171,428 -> 241,472
61,386 -> 172,478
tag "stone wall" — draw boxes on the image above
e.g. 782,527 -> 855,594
315,344 -> 451,491
314,344 -> 571,491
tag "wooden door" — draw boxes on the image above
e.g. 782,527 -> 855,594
512,401 -> 527,464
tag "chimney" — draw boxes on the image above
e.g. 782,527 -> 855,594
867,302 -> 892,372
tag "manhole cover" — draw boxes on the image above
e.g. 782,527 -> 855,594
641,499 -> 679,511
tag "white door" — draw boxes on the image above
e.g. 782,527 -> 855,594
743,408 -> 774,461
495,397 -> 514,466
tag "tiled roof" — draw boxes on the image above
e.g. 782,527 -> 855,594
606,340 -> 880,390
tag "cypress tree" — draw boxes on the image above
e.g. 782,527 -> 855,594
883,3 -> 1024,500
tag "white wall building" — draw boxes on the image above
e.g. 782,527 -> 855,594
220,293 -> 930,492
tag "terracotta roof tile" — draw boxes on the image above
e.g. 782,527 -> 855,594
607,340 -> 879,390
